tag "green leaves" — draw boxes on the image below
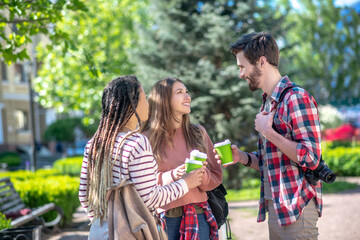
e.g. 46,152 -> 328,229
131,0 -> 289,145
0,0 -> 87,64
323,145 -> 360,176
127,0 -> 291,189
34,0 -> 148,119
282,0 -> 360,105
43,117 -> 97,143
0,212 -> 12,230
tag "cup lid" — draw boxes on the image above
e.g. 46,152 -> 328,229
190,149 -> 207,159
214,139 -> 231,147
185,158 -> 203,165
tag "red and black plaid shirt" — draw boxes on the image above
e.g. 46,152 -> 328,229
179,202 -> 218,240
252,76 -> 322,226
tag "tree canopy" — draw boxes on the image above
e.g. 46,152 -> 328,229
44,117 -> 97,143
34,0 -> 148,121
129,0 -> 292,188
282,0 -> 360,106
0,0 -> 87,64
131,0 -> 291,144
32,0 -> 360,188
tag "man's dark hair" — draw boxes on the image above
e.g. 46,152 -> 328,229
230,32 -> 279,67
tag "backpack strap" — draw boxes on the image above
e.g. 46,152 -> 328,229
271,85 -> 295,134
269,85 -> 307,172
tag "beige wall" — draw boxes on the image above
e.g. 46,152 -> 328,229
0,37 -> 48,149
2,95 -> 31,144
0,103 -> 4,145
0,11 -> 51,152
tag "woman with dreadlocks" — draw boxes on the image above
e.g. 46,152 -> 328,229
142,77 -> 223,240
79,75 -> 205,239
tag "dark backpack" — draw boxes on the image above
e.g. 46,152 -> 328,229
207,184 -> 232,238
207,184 -> 228,227
206,184 -> 232,239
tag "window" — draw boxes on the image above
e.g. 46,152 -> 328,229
14,110 -> 29,131
11,23 -> 19,34
15,64 -> 25,83
1,62 -> 7,82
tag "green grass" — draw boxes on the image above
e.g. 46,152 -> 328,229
225,180 -> 359,202
226,188 -> 260,202
322,181 -> 358,193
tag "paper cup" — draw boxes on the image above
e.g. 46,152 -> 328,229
185,158 -> 203,173
214,139 -> 233,166
190,149 -> 207,162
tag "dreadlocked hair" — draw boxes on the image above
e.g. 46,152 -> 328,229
86,75 -> 142,222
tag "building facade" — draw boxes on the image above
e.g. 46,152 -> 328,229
0,40 -> 47,153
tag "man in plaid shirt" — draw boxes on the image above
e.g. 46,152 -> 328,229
218,32 -> 322,239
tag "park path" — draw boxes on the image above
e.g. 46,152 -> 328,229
44,177 -> 360,240
228,177 -> 360,240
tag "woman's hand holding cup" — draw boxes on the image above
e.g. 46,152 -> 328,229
182,168 -> 205,189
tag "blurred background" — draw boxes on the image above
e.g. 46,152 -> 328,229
0,0 -> 359,238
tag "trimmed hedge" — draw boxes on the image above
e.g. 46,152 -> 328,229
323,146 -> 360,176
1,171 -> 80,227
0,152 -> 21,167
324,141 -> 360,149
0,169 -> 61,180
0,156 -> 84,227
53,156 -> 83,176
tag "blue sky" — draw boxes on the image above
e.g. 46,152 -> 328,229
291,0 -> 359,9
334,0 -> 359,5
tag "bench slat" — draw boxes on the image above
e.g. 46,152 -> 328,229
0,182 -> 14,191
1,198 -> 25,212
3,205 -> 24,214
11,203 -> 57,228
0,193 -> 23,206
0,177 -> 63,229
0,186 -> 17,197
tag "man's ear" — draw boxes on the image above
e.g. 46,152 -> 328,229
259,56 -> 267,67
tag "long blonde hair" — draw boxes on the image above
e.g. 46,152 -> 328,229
86,75 -> 142,221
142,77 -> 207,162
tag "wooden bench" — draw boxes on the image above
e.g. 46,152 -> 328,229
0,177 -> 63,228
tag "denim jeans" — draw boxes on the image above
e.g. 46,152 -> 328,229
88,218 -> 108,240
165,214 -> 210,240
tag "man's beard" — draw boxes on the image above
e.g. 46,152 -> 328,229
247,65 -> 262,92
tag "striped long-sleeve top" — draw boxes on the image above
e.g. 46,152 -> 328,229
79,132 -> 189,221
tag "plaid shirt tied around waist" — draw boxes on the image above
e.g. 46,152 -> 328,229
178,201 -> 218,240
254,76 -> 323,226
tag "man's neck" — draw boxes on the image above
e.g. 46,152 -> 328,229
262,69 -> 283,97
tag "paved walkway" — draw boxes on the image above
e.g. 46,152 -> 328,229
228,177 -> 360,240
44,177 -> 360,240
43,207 -> 89,240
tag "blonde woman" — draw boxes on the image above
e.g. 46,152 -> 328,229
142,77 -> 223,240
79,75 -> 205,239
